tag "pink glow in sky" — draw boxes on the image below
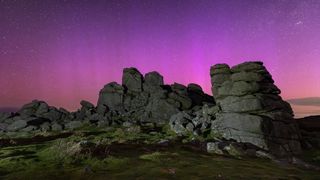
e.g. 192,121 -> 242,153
0,0 -> 320,115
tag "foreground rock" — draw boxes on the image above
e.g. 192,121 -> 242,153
210,61 -> 301,157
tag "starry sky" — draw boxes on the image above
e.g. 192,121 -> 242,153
0,0 -> 320,116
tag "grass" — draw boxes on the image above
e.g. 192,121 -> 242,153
301,149 -> 320,167
0,126 -> 319,179
139,151 -> 165,161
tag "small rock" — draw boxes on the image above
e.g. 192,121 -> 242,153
256,150 -> 273,159
65,121 -> 83,130
158,139 -> 170,145
126,126 -> 141,133
80,100 -> 95,110
40,122 -> 51,131
21,125 -> 38,132
185,123 -> 194,132
52,123 -> 63,131
122,121 -> 133,127
207,142 -> 223,155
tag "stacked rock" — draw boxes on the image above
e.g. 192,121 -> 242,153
0,99 -> 114,133
210,61 -> 301,156
0,100 -> 67,132
96,67 -> 214,124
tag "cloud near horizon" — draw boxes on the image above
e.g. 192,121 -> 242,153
287,97 -> 320,107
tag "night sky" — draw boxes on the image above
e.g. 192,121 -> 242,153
1,0 -> 320,116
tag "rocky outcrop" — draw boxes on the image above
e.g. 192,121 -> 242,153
210,61 -> 301,156
96,68 -> 214,124
0,99 -> 109,133
0,62 -> 303,158
0,100 -> 65,132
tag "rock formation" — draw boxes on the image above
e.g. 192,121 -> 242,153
0,61 -> 303,157
96,67 -> 214,124
210,61 -> 301,156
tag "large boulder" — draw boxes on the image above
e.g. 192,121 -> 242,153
218,81 -> 260,97
122,67 -> 143,93
142,99 -> 179,124
143,71 -> 164,92
210,61 -> 301,157
35,102 -> 49,116
171,83 -> 188,96
18,100 -> 43,117
97,82 -> 124,113
212,113 -> 268,149
40,107 -> 62,122
219,95 -> 263,113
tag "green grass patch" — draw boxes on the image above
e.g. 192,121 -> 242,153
0,127 -> 320,179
